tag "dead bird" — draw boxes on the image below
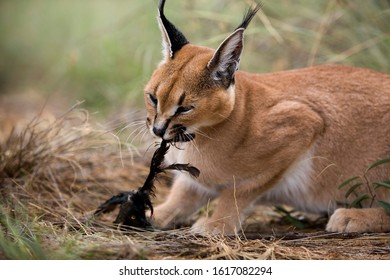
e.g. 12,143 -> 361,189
94,140 -> 200,229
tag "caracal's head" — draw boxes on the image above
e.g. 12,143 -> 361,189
144,0 -> 261,142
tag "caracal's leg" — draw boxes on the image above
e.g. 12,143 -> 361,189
152,175 -> 216,228
192,185 -> 261,235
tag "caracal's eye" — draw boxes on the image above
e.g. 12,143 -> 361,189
148,94 -> 158,107
174,106 -> 194,116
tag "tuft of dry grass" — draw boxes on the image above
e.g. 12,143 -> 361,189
0,103 -> 147,226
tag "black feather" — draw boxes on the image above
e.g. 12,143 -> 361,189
139,139 -> 169,197
94,140 -> 200,230
164,164 -> 200,178
94,191 -> 134,215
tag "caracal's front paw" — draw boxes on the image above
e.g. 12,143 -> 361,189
191,216 -> 239,235
149,206 -> 177,229
150,205 -> 192,229
326,208 -> 390,233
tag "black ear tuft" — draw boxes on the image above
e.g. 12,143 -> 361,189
207,2 -> 262,88
158,0 -> 189,59
236,2 -> 263,31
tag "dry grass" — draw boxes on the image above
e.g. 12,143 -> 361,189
0,104 -> 389,260
0,103 -> 144,216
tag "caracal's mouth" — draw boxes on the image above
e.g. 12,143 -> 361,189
171,132 -> 195,143
169,125 -> 195,143
149,123 -> 196,143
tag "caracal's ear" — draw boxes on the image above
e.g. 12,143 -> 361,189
157,0 -> 189,60
207,3 -> 262,88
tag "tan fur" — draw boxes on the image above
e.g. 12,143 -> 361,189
144,8 -> 390,235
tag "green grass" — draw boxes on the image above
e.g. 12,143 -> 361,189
0,205 -> 117,260
337,158 -> 390,212
0,0 -> 389,112
0,206 -> 45,259
0,205 -> 74,260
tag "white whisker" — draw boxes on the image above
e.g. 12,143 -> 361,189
130,126 -> 149,146
184,130 -> 200,155
117,120 -> 146,135
139,127 -> 151,144
194,128 -> 214,140
125,125 -> 146,143
129,126 -> 148,145
103,111 -> 142,127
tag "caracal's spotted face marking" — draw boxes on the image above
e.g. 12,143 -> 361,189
143,0 -> 390,235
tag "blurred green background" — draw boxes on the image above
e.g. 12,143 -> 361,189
0,0 -> 389,114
